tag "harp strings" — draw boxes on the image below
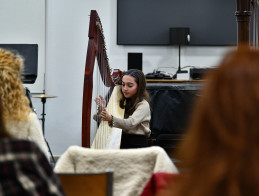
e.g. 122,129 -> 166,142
94,17 -> 113,135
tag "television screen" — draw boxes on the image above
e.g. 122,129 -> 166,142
0,44 -> 38,84
117,0 -> 237,46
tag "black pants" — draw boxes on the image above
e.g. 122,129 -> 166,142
120,133 -> 148,149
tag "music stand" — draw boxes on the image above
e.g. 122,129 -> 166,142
32,93 -> 57,164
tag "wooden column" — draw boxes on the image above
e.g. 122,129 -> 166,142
235,0 -> 252,45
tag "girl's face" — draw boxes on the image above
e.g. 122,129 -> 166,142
122,75 -> 138,98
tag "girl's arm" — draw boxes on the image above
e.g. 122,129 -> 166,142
101,100 -> 150,130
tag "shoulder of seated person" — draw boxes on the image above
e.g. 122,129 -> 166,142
136,99 -> 149,107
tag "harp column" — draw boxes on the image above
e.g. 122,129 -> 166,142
235,0 -> 252,45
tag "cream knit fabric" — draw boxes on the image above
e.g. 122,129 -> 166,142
5,112 -> 50,159
54,146 -> 178,196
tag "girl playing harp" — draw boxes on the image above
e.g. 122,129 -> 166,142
95,69 -> 151,149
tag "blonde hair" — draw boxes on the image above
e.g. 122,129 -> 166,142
0,48 -> 31,121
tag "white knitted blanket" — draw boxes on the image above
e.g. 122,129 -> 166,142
54,146 -> 178,196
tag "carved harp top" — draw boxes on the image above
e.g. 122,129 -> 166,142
82,10 -> 122,147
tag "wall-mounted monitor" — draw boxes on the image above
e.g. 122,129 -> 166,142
117,0 -> 237,46
0,44 -> 38,84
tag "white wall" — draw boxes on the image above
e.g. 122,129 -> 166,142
32,0 -> 234,156
0,0 -> 45,93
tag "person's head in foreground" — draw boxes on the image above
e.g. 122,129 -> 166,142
0,48 -> 31,122
163,46 -> 259,196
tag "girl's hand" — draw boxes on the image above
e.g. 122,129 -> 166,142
101,108 -> 112,122
94,95 -> 106,111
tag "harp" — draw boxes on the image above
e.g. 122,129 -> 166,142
82,10 -> 124,148
251,0 -> 259,46
235,0 -> 259,47
235,0 -> 252,45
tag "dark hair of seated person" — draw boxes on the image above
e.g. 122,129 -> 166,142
0,100 -> 65,195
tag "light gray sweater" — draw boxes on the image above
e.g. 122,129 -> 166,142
113,100 -> 151,136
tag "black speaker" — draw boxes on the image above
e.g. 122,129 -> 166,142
169,28 -> 190,45
128,53 -> 142,71
190,68 -> 215,80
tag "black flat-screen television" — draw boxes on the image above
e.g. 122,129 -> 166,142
117,0 -> 238,46
0,44 -> 38,84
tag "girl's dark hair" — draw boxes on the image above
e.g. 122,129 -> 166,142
119,69 -> 150,115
